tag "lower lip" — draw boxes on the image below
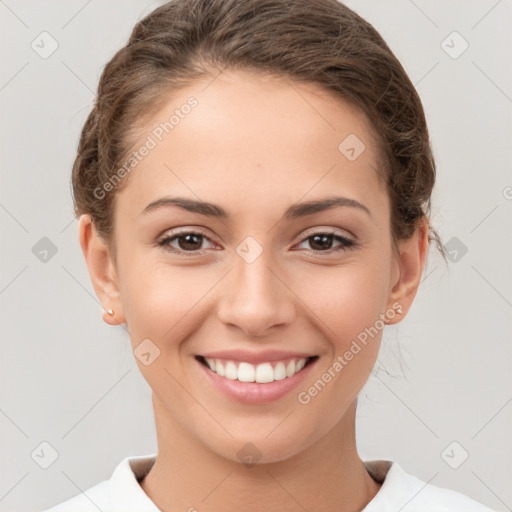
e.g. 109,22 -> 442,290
196,357 -> 318,405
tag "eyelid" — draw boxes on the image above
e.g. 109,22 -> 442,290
158,226 -> 215,240
297,226 -> 356,242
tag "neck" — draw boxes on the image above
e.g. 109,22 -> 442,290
140,397 -> 381,512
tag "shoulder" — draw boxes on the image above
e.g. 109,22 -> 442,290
363,460 -> 497,512
40,453 -> 158,512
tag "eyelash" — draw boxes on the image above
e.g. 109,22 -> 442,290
157,229 -> 358,256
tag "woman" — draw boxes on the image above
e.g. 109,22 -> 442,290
42,0 -> 496,510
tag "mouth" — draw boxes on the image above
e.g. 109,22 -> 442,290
195,354 -> 319,384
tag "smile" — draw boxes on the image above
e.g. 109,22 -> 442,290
196,355 -> 319,383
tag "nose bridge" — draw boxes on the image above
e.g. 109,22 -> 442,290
216,235 -> 294,335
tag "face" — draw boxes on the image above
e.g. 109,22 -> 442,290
82,70 -> 425,464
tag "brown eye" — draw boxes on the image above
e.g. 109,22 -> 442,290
158,231 -> 215,255
309,233 -> 335,251
296,232 -> 357,254
175,233 -> 204,251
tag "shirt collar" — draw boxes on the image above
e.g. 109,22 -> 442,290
110,453 -> 159,511
109,454 -> 397,511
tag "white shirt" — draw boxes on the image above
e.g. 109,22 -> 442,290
41,453 -> 496,511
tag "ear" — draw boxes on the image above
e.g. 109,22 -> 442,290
78,214 -> 126,326
386,219 -> 429,325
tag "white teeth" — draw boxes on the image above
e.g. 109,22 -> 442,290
202,357 -> 310,383
255,363 -> 274,383
238,362 -> 255,382
225,361 -> 237,380
215,358 -> 225,377
274,362 -> 286,380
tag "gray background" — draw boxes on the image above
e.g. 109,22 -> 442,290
1,1 -> 511,511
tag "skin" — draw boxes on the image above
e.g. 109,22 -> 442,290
79,70 -> 428,512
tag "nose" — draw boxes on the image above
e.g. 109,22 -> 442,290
216,247 -> 295,337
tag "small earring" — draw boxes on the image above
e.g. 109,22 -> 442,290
106,309 -> 115,316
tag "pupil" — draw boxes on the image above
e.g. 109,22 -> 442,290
179,234 -> 202,250
311,234 -> 332,251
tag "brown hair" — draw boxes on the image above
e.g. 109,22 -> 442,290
72,0 -> 444,260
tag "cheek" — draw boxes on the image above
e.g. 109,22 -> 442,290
291,279 -> 384,436
289,261 -> 390,400
291,258 -> 391,344
118,256 -> 210,344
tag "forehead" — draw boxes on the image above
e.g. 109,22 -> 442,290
115,70 -> 388,224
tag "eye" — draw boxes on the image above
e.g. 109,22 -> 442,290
295,230 -> 357,254
157,229 -> 357,256
158,231 -> 216,255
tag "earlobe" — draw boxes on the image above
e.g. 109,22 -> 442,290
386,219 -> 429,325
78,214 -> 126,326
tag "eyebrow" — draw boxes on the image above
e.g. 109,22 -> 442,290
141,195 -> 371,219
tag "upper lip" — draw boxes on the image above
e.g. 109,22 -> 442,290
198,349 -> 317,365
